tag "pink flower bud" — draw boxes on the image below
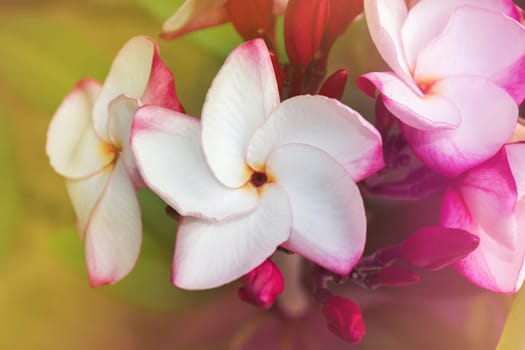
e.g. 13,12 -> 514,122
322,296 -> 365,344
226,0 -> 276,43
319,69 -> 348,100
398,226 -> 480,271
238,259 -> 284,309
364,266 -> 420,289
284,0 -> 330,68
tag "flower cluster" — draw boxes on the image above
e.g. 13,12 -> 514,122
46,0 -> 525,345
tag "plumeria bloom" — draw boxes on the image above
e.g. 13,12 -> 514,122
46,36 -> 182,286
441,143 -> 525,293
359,0 -> 525,177
160,0 -> 288,39
131,39 -> 384,289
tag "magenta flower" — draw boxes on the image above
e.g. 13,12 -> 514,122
131,39 -> 384,289
359,0 -> 525,177
46,36 -> 182,286
441,143 -> 525,293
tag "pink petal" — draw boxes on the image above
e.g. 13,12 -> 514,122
84,159 -> 142,287
131,105 -> 258,221
201,39 -> 279,188
66,168 -> 112,238
506,143 -> 525,199
364,0 -> 415,86
160,0 -> 229,40
401,76 -> 518,177
358,72 -> 461,130
107,96 -> 145,189
441,150 -> 524,292
402,0 -> 520,69
414,7 -> 525,95
247,95 -> 384,181
267,144 -> 366,275
172,184 -> 292,290
46,79 -> 113,179
92,36 -> 156,139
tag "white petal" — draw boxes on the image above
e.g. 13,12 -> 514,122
267,144 -> 366,275
107,96 -> 145,189
46,79 -> 113,179
172,184 -> 292,290
93,36 -> 155,139
201,39 -> 280,188
247,95 -> 384,181
66,167 -> 112,238
84,159 -> 142,286
131,105 -> 259,221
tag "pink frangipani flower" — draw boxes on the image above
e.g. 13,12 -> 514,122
46,36 -> 182,286
441,143 -> 525,293
131,39 -> 384,289
359,0 -> 525,177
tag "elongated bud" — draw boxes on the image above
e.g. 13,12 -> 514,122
322,296 -> 365,344
374,97 -> 394,136
270,51 -> 285,94
398,226 -> 480,271
238,259 -> 284,308
227,0 -> 276,44
364,266 -> 420,289
322,0 -> 364,49
284,0 -> 330,68
319,69 -> 348,100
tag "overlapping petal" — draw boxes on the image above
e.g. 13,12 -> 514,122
131,105 -> 259,221
172,185 -> 292,289
83,159 -> 142,287
358,72 -> 461,130
401,76 -> 518,177
92,36 -> 156,139
267,144 -> 366,275
46,79 -> 112,179
201,39 -> 279,188
507,143 -> 525,199
247,95 -> 384,181
414,7 -> 525,91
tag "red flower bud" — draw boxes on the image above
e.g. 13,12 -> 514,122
319,69 -> 348,100
322,0 -> 364,48
227,0 -> 276,44
322,296 -> 365,344
238,259 -> 284,309
284,0 -> 330,68
398,226 -> 480,271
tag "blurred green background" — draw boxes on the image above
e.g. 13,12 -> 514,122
1,1 -> 524,349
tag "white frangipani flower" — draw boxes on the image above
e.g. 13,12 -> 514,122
131,39 -> 384,290
46,36 -> 182,286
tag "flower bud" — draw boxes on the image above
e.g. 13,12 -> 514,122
398,226 -> 480,271
227,0 -> 276,43
322,0 -> 363,49
238,259 -> 284,309
322,296 -> 365,344
319,69 -> 348,100
364,266 -> 420,289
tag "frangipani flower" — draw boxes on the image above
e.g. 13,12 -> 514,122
46,36 -> 182,286
131,39 -> 384,289
359,0 -> 525,177
441,143 -> 525,293
160,0 -> 288,39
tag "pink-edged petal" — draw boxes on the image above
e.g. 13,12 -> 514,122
46,79 -> 113,179
93,36 -> 156,139
402,0 -> 519,68
414,7 -> 525,92
131,105 -> 259,221
247,95 -> 384,181
401,76 -> 518,177
267,144 -> 366,275
84,159 -> 142,287
66,167 -> 112,238
107,96 -> 145,189
506,143 -> 525,199
358,72 -> 460,130
172,184 -> 292,290
440,150 -> 524,292
160,0 -> 229,40
364,0 -> 415,86
201,39 -> 280,188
